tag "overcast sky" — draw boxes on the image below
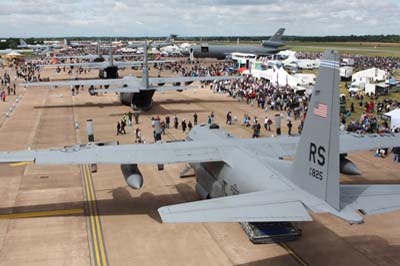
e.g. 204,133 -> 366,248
0,0 -> 399,37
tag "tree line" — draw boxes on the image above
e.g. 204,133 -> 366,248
1,34 -> 399,49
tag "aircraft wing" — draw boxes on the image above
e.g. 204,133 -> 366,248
21,78 -> 128,88
159,189 -> 312,223
149,75 -> 241,85
39,62 -> 107,69
113,60 -> 175,67
94,86 -> 196,94
0,141 -> 233,165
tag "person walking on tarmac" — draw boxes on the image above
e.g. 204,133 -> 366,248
133,112 -> 140,124
174,115 -> 179,129
252,123 -> 261,138
117,121 -> 121,135
135,128 -> 142,143
182,119 -> 187,132
120,120 -> 127,134
193,112 -> 198,125
188,121 -> 193,131
165,116 -> 170,129
287,119 -> 293,136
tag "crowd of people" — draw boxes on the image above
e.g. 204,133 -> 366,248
294,51 -> 400,74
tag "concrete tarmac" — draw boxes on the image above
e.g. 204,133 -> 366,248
0,66 -> 399,266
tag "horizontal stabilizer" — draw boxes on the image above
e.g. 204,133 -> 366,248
341,185 -> 400,215
158,190 -> 312,223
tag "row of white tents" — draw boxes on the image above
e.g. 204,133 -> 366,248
242,66 -> 316,94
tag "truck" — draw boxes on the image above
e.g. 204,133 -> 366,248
340,66 -> 353,81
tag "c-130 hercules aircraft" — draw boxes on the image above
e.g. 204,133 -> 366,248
4,50 -> 400,224
23,40 -> 241,111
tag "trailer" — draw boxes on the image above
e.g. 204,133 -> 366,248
340,66 -> 353,81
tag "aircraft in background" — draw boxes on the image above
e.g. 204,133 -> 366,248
39,43 -> 172,79
6,50 -> 400,225
22,41 -> 241,111
63,39 -> 86,48
17,39 -> 59,51
127,34 -> 176,50
151,34 -> 177,49
184,28 -> 286,60
53,42 -> 140,62
0,48 -> 33,55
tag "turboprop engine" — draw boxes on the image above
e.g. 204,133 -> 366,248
120,164 -> 143,189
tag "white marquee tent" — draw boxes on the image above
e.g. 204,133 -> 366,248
384,109 -> 400,130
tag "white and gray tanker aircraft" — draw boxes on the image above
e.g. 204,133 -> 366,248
4,50 -> 400,225
17,39 -> 61,50
23,41 -> 240,111
184,28 -> 286,60
151,34 -> 177,49
127,35 -> 175,50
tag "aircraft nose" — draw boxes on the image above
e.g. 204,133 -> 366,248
181,49 -> 189,56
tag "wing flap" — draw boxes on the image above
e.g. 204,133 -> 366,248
341,185 -> 400,215
149,75 -> 241,85
158,190 -> 312,223
22,78 -> 127,87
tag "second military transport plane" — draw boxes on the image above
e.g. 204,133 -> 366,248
185,28 -> 286,60
23,41 -> 240,111
4,50 -> 400,224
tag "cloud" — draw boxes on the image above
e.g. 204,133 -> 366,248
0,0 -> 399,37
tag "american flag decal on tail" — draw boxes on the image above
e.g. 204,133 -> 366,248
314,102 -> 328,118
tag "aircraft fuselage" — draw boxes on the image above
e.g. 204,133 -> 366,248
186,45 -> 280,60
187,125 -> 274,199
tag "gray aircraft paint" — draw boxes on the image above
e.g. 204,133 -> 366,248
186,28 -> 285,59
291,51 -> 341,210
2,50 -> 400,224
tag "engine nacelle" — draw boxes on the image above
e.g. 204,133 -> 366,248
121,164 -> 143,189
340,156 -> 361,175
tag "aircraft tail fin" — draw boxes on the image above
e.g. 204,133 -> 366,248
143,40 -> 149,89
269,28 -> 285,42
290,50 -> 341,210
166,34 -> 176,43
19,39 -> 27,46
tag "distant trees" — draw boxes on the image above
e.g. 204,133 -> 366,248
0,34 -> 398,50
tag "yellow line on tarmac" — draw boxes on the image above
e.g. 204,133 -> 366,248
0,208 -> 84,219
83,164 -> 108,266
280,243 -> 309,266
9,161 -> 34,167
83,165 -> 101,265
